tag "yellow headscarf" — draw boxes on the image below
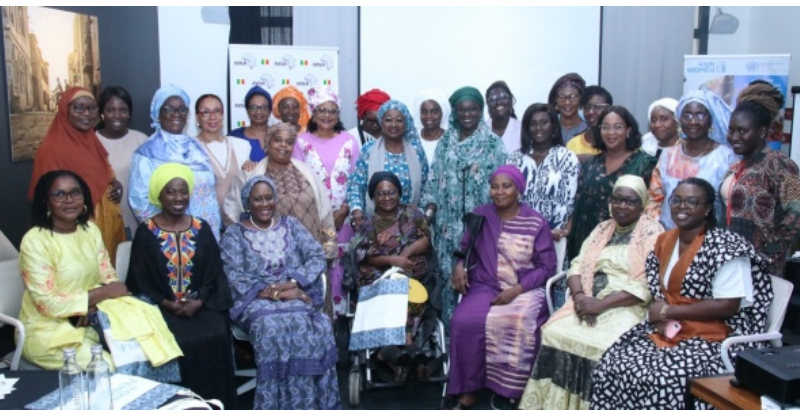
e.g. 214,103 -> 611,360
613,174 -> 649,206
148,163 -> 195,207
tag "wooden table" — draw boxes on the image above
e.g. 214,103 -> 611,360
689,374 -> 760,410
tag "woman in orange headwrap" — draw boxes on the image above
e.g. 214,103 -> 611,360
29,87 -> 125,262
272,85 -> 311,133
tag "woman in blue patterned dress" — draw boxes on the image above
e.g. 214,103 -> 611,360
221,175 -> 340,410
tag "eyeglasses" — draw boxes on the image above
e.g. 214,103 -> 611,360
680,112 -> 709,122
486,93 -> 510,107
315,108 -> 340,116
600,123 -> 627,133
247,105 -> 270,113
456,106 -> 481,115
668,196 -> 708,209
583,103 -> 610,113
374,189 -> 399,199
161,105 -> 189,116
198,108 -> 223,118
609,195 -> 641,207
72,104 -> 99,114
556,94 -> 579,103
50,188 -> 84,203
420,108 -> 441,116
362,118 -> 379,125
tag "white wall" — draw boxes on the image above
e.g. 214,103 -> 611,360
157,6 -> 230,132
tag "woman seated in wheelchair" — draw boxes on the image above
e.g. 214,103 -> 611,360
350,171 -> 439,385
446,165 -> 557,410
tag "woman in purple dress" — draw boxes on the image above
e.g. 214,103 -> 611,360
447,165 -> 557,410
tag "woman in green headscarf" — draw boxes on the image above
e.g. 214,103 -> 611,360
421,86 -> 508,328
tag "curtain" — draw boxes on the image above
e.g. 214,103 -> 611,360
228,6 -> 292,45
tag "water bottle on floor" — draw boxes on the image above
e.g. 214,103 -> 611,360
59,347 -> 86,410
86,344 -> 113,410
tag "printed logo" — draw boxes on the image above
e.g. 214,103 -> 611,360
746,61 -> 760,72
260,59 -> 270,65
281,79 -> 291,85
241,53 -> 256,69
323,79 -> 332,85
299,60 -> 309,66
235,79 -> 247,85
237,120 -> 246,127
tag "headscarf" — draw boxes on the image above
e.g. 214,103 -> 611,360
272,85 -> 309,131
240,175 -> 278,215
377,100 -> 419,141
28,87 -> 111,204
136,85 -> 211,172
648,98 -> 679,119
148,163 -> 195,207
491,164 -> 526,195
307,86 -> 339,111
244,85 -> 273,112
676,88 -> 732,147
413,89 -> 450,131
448,86 -> 485,130
367,171 -> 402,200
613,174 -> 649,207
355,89 -> 391,120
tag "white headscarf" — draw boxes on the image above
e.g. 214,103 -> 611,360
413,89 -> 450,132
648,98 -> 679,118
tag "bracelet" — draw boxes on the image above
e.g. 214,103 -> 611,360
659,303 -> 669,321
425,209 -> 435,218
571,290 -> 584,299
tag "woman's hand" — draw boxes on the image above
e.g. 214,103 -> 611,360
574,295 -> 606,316
491,285 -> 523,305
108,180 -> 123,204
653,320 -> 668,336
175,299 -> 203,317
552,228 -> 569,241
100,282 -> 131,300
452,262 -> 468,294
648,298 -> 668,322
241,160 -> 257,172
334,205 -> 350,231
580,313 -> 598,327
259,281 -> 298,300
279,288 -> 311,304
392,256 -> 414,272
350,209 -> 365,231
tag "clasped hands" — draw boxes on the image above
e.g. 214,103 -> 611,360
259,280 -> 311,304
573,292 -> 607,327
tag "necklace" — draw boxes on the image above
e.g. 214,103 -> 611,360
249,215 -> 275,231
200,137 -> 231,172
682,139 -> 712,159
615,221 -> 637,235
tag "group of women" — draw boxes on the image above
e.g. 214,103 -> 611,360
13,69 -> 800,410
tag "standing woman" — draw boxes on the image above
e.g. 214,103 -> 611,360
271,85 -> 311,133
566,106 -> 656,262
414,89 -> 449,167
647,89 -> 738,230
95,86 -> 148,239
507,103 -> 579,240
486,80 -> 521,153
421,86 -> 507,326
228,85 -> 272,164
723,91 -> 800,277
348,88 -> 392,148
29,87 -> 125,262
566,86 -> 613,162
129,84 -> 221,239
194,94 -> 251,227
548,73 -> 588,144
640,98 -> 680,159
348,99 -> 428,225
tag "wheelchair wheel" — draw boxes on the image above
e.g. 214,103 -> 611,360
348,369 -> 361,407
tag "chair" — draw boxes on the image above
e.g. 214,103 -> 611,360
0,230 -> 18,263
545,238 -> 568,314
0,259 -> 25,370
720,275 -> 793,372
115,241 -> 132,283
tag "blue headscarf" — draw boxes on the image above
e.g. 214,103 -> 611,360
240,175 -> 278,217
245,85 -> 273,111
135,84 -> 210,172
676,88 -> 732,147
377,100 -> 419,141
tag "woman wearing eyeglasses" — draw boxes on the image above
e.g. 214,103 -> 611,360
565,106 -> 656,262
292,86 -> 360,316
647,89 -> 738,230
30,86 -> 125,262
194,94 -> 251,227
228,85 -> 272,165
548,73 -> 588,144
566,86 -> 614,162
486,80 -> 521,153
129,84 -> 221,239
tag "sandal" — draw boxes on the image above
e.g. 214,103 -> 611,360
393,365 -> 409,384
447,395 -> 476,410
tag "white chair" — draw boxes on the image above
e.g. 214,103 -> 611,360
545,238 -> 568,314
0,230 -> 18,263
115,241 -> 132,283
0,259 -> 25,370
720,275 -> 793,372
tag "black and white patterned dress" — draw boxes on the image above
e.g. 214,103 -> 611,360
590,228 -> 773,410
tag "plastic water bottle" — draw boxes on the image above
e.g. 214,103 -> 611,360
59,347 -> 86,410
86,344 -> 113,410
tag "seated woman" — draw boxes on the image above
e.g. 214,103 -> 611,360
592,177 -> 773,410
19,170 -> 181,373
351,171 -> 436,384
221,175 -> 340,410
447,165 -> 557,410
519,175 -> 664,410
125,163 -> 236,408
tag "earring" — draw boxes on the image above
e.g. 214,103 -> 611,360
46,209 -> 51,219
82,205 -> 88,214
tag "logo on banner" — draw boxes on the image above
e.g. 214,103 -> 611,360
686,61 -> 726,74
235,79 -> 247,85
273,54 -> 297,69
323,79 -> 333,86
299,60 -> 309,66
281,79 -> 291,85
297,74 -> 317,87
236,120 -> 247,127
746,62 -> 760,72
234,103 -> 246,109
260,59 -> 269,65
312,55 -> 334,70
259,73 -> 275,89
239,53 -> 256,69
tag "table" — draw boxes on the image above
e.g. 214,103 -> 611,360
689,374 -> 760,410
0,370 -> 58,410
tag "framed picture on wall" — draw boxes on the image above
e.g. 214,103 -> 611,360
2,6 -> 100,162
